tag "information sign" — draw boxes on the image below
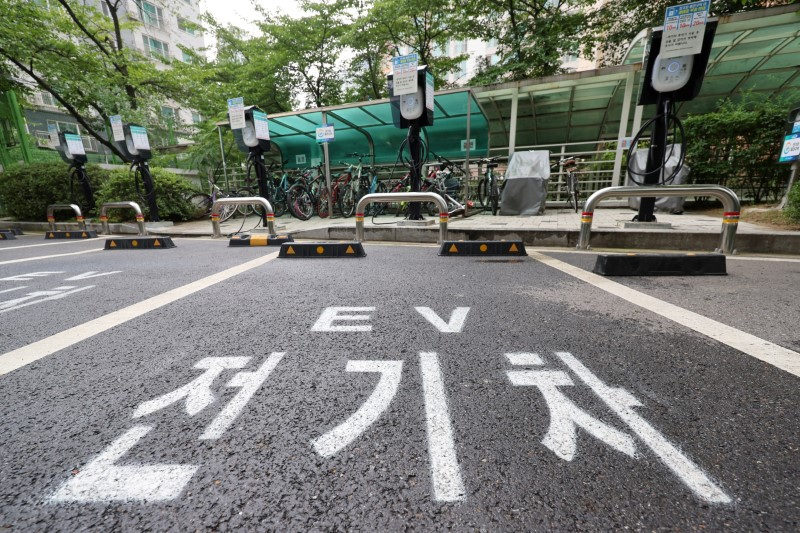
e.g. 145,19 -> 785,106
779,134 -> 800,163
316,124 -> 335,144
296,154 -> 307,165
425,72 -> 434,112
660,1 -> 710,58
64,133 -> 86,156
129,126 -> 151,151
392,54 -> 418,96
252,110 -> 270,140
793,121 -> 800,135
460,139 -> 475,151
48,124 -> 59,148
109,115 -> 125,142
227,97 -> 245,130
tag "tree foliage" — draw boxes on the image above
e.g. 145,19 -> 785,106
0,0 -> 192,161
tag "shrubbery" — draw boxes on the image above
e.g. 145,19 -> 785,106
94,168 -> 198,222
785,180 -> 800,223
0,161 -> 109,220
0,162 -> 198,222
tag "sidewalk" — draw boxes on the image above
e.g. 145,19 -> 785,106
4,207 -> 799,254
153,207 -> 800,255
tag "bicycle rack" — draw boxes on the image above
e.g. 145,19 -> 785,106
47,204 -> 86,231
355,192 -> 449,245
99,201 -> 147,236
577,185 -> 741,254
211,196 -> 275,237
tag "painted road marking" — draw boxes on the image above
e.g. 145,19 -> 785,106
0,271 -> 65,281
64,271 -> 122,281
0,285 -> 95,314
531,251 -> 800,377
0,239 -> 99,251
555,351 -> 731,504
415,307 -> 470,333
311,307 -> 375,332
312,360 -> 404,458
50,426 -> 198,503
0,252 -> 280,377
419,352 -> 466,502
0,248 -> 103,265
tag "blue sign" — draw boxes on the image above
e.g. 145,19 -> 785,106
316,123 -> 335,144
793,121 -> 800,134
779,133 -> 800,163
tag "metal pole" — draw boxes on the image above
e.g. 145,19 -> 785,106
612,72 -> 635,187
356,192 -> 448,244
211,196 -> 274,237
217,125 -> 229,191
138,161 -> 161,222
637,96 -> 670,222
408,121 -> 424,220
464,91 -> 472,214
47,204 -> 85,231
99,201 -> 147,236
321,111 -> 334,219
508,89 -> 518,157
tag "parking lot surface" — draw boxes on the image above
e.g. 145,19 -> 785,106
1,235 -> 798,530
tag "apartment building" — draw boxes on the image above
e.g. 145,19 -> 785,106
24,0 -> 206,157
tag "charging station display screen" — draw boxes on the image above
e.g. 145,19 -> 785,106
779,134 -> 800,163
64,133 -> 85,156
129,126 -> 151,151
110,115 -> 125,142
227,97 -> 245,130
252,110 -> 270,140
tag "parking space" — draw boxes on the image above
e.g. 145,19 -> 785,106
0,242 -> 798,529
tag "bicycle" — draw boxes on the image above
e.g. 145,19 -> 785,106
338,153 -> 374,217
477,157 -> 502,215
423,153 -> 467,216
558,158 -> 582,213
285,167 -> 317,220
186,180 -> 237,222
237,158 -> 288,218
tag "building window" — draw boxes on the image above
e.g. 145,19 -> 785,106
47,120 -> 80,134
191,111 -> 202,124
161,106 -> 176,120
177,17 -> 196,35
181,50 -> 193,63
144,36 -> 169,59
139,1 -> 163,29
39,92 -> 58,107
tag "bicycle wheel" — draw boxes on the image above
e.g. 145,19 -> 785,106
477,178 -> 488,208
187,193 -> 212,220
369,181 -> 389,215
570,176 -> 580,213
236,188 -> 254,217
317,186 -> 331,218
339,186 -> 356,218
490,181 -> 499,216
287,185 -> 314,220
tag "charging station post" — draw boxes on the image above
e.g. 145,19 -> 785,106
54,131 -> 95,211
229,100 -> 272,228
111,121 -> 160,222
630,1 -> 717,222
388,55 -> 434,221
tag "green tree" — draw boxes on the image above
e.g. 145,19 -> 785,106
458,0 -> 594,84
588,1 -> 793,67
0,0 -> 190,161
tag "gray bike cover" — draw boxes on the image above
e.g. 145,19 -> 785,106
626,145 -> 690,213
500,150 -> 550,216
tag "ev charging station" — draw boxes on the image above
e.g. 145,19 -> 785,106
229,102 -> 272,228
629,1 -> 717,222
111,122 -> 161,222
388,55 -> 434,221
54,131 -> 95,211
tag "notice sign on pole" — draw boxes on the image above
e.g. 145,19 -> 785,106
64,133 -> 86,156
660,1 -> 710,59
129,125 -> 151,151
48,124 -> 59,148
425,71 -> 434,112
392,53 -> 418,96
227,97 -> 245,130
252,110 -> 270,140
316,123 -> 335,144
779,134 -> 800,163
109,115 -> 125,142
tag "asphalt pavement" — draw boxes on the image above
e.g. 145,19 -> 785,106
0,235 -> 798,531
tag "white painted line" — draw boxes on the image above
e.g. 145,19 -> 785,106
415,307 -> 470,333
0,239 -> 98,251
0,248 -> 103,265
530,251 -> 800,377
0,285 -> 94,314
727,255 -> 800,263
505,352 -> 544,366
312,360 -> 403,458
419,352 -> 466,502
0,251 -> 280,377
311,307 -> 375,332
50,425 -> 198,502
200,352 -> 285,440
556,351 -> 732,504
